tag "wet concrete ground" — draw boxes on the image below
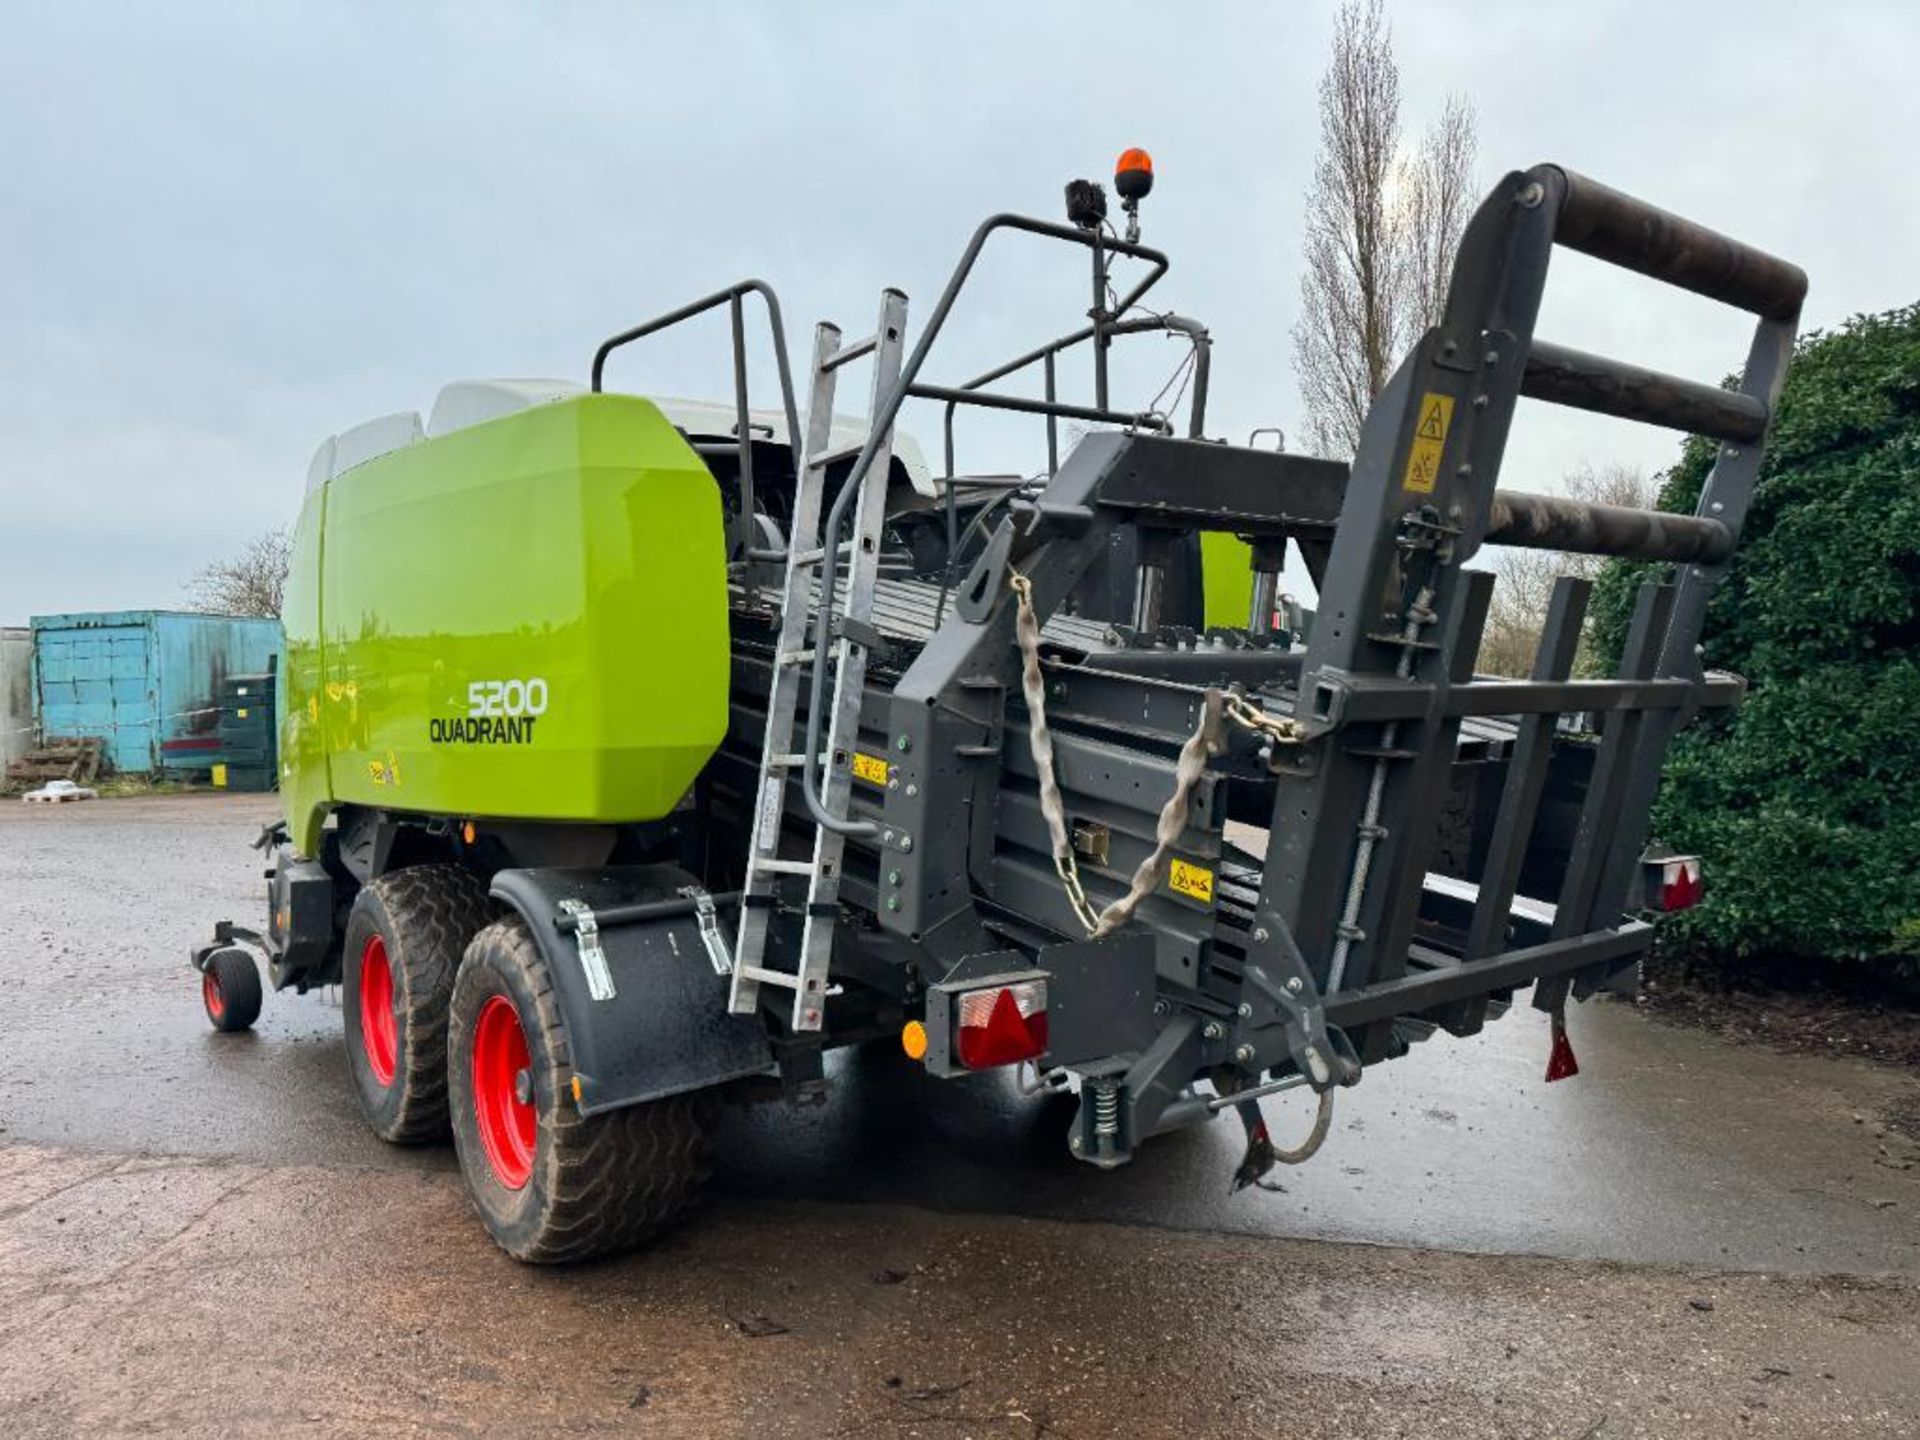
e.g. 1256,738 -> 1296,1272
5,1138 -> 1917,1438
2,794 -> 1918,1436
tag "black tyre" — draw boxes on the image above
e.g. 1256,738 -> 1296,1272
341,865 -> 492,1144
448,916 -> 711,1264
201,948 -> 263,1032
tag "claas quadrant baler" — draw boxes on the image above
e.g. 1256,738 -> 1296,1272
196,154 -> 1805,1262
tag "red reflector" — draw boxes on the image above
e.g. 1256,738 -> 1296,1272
954,983 -> 1049,1070
1545,1013 -> 1579,1083
1658,857 -> 1705,912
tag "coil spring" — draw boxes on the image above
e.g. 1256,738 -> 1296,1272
1092,1081 -> 1120,1139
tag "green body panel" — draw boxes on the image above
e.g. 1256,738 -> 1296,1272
278,486 -> 329,851
1200,532 -> 1255,629
280,395 -> 729,857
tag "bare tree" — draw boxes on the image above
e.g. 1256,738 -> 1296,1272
1402,96 -> 1479,340
1478,545 -> 1563,678
1556,461 -> 1658,513
184,528 -> 291,619
1294,0 -> 1401,459
1479,464 -> 1657,676
1293,1 -> 1478,458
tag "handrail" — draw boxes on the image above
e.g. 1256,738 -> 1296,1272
909,383 -> 1170,430
588,279 -> 804,560
800,214 -> 1171,836
931,310 -> 1211,624
960,314 -> 1213,445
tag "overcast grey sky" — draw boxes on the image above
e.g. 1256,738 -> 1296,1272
3,1 -> 1914,623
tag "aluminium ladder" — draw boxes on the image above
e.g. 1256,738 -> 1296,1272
729,289 -> 908,1031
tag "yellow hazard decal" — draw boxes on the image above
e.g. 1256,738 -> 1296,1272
1402,392 -> 1455,494
851,751 -> 890,787
1168,858 -> 1215,903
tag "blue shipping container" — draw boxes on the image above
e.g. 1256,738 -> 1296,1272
31,611 -> 283,775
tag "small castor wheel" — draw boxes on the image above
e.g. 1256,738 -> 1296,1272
202,948 -> 263,1032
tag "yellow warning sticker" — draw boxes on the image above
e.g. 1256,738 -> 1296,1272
851,752 -> 890,787
1402,391 -> 1455,494
1168,858 -> 1215,904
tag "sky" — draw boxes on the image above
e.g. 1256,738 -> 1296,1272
2,1 -> 1915,623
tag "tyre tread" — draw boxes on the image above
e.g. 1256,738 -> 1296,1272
349,864 -> 492,1143
204,948 -> 263,1032
452,917 -> 711,1263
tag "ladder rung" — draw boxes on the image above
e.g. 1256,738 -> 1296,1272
808,441 -> 865,470
766,752 -> 809,770
736,964 -> 801,988
776,649 -> 815,666
822,335 -> 877,371
786,540 -> 857,568
753,858 -> 816,876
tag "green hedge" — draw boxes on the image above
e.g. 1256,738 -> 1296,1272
1589,302 -> 1920,980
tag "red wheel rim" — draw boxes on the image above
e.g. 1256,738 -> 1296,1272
358,934 -> 398,1088
203,970 -> 225,1020
471,995 -> 536,1190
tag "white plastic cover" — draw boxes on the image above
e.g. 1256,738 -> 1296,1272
427,378 -> 584,438
317,380 -> 935,495
428,380 -> 936,494
303,436 -> 337,496
326,412 -> 424,482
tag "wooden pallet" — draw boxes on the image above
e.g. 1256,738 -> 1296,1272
23,784 -> 97,804
3,738 -> 106,795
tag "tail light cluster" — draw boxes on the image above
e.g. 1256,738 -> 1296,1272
907,972 -> 1052,1076
954,980 -> 1049,1070
1646,855 -> 1705,912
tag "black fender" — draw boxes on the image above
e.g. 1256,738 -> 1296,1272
487,865 -> 773,1116
193,847 -> 337,994
269,848 -> 338,989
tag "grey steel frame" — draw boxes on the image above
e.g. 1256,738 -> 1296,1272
1249,163 -> 1801,1067
613,164 -> 1803,1169
830,162 -> 1801,1153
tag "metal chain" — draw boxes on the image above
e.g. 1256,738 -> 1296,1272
1010,570 -> 1109,934
1222,693 -> 1306,747
1011,569 -> 1234,939
1056,851 -> 1103,937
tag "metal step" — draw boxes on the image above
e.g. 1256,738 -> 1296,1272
807,441 -> 866,470
752,858 -> 817,876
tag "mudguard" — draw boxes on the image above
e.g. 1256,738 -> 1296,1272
269,848 -> 337,989
488,865 -> 773,1116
